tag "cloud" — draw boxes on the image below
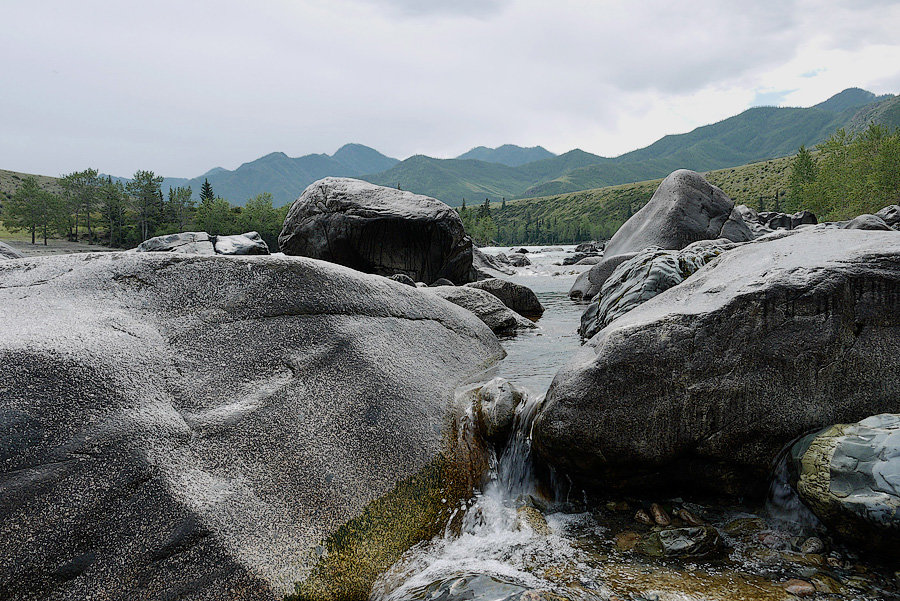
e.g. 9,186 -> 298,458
1,0 -> 899,178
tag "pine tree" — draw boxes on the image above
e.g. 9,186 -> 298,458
200,178 -> 215,203
2,177 -> 64,245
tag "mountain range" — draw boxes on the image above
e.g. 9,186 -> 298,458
108,88 -> 898,207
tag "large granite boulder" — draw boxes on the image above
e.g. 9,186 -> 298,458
278,178 -> 473,285
471,248 -> 515,277
507,253 -> 531,267
424,286 -> 536,335
536,229 -> 900,497
876,205 -> 900,228
135,231 -> 215,254
579,241 -> 726,339
0,252 -> 503,601
213,231 -> 270,255
0,240 -> 25,260
465,278 -> 544,317
790,414 -> 900,552
843,213 -> 894,231
569,170 -> 752,300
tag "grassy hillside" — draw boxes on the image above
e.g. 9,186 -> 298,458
492,157 -> 794,244
0,169 -> 62,205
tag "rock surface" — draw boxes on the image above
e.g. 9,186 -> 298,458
843,213 -> 894,231
473,378 -> 526,442
279,178 -> 473,284
0,240 -> 25,260
425,285 -> 537,335
472,248 -> 515,277
508,253 -> 531,267
876,204 -> 900,228
213,231 -> 270,255
388,273 -> 417,286
0,252 -> 503,600
135,231 -> 215,254
791,413 -> 900,551
579,241 -> 725,339
636,526 -> 722,558
569,170 -> 752,300
465,278 -> 544,317
537,229 -> 900,497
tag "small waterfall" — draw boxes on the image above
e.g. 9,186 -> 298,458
764,451 -> 821,534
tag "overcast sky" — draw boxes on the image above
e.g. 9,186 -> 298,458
3,0 -> 900,178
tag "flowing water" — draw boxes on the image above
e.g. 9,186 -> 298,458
370,246 -> 899,601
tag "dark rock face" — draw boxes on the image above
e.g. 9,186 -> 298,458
876,205 -> 900,228
843,214 -> 894,231
575,242 -> 603,253
537,229 -> 900,497
425,286 -> 537,335
465,278 -> 544,317
791,414 -> 900,552
278,178 -> 473,285
213,231 -> 270,255
0,252 -> 503,600
562,252 -> 600,266
791,210 -> 818,228
0,240 -> 25,260
569,170 -> 752,300
135,231 -> 215,254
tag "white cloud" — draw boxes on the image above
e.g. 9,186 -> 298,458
1,0 -> 898,177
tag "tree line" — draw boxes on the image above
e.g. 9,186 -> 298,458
1,170 -> 289,249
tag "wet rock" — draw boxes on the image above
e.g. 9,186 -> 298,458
790,413 -> 900,552
213,231 -> 270,255
569,170 -> 752,300
562,252 -> 599,266
615,531 -> 641,551
634,509 -> 653,525
842,213 -> 894,231
635,526 -> 722,558
516,505 -> 551,535
279,177 -> 473,285
781,579 -> 815,597
466,278 -> 544,317
508,253 -> 531,267
515,248 -> 529,254
674,508 -> 704,526
537,229 -> 900,497
579,241 -> 726,339
0,240 -> 25,260
650,503 -> 671,526
0,252 -> 503,600
425,285 -> 537,335
388,273 -> 417,286
799,536 -> 824,555
474,377 -> 525,442
495,252 -> 511,265
606,500 -> 630,512
135,231 -> 215,254
875,204 -> 900,228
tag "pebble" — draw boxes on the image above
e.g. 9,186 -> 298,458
799,536 -> 824,554
634,509 -> 653,525
781,578 -> 815,597
650,503 -> 670,526
674,508 -> 704,526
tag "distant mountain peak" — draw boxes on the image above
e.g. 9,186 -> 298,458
814,87 -> 890,113
456,144 -> 556,167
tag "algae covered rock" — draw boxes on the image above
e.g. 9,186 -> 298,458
0,252 -> 503,601
791,413 -> 900,552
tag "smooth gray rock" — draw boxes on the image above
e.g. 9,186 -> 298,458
574,255 -> 603,266
430,278 -> 455,287
508,253 -> 531,267
562,252 -> 599,266
575,242 -> 603,253
135,231 -> 215,254
425,286 -> 537,335
579,241 -> 725,339
843,213 -> 894,231
473,378 -> 526,442
388,273 -> 417,287
465,278 -> 544,317
734,205 -> 773,238
279,178 -> 473,285
0,241 -> 25,260
791,413 -> 900,551
213,231 -> 270,255
569,170 -> 752,300
876,205 -> 900,227
0,252 -> 503,600
537,229 -> 900,497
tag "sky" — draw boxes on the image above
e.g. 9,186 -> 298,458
3,0 -> 900,178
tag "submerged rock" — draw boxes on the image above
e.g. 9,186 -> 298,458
279,178 -> 473,285
791,413 -> 900,552
425,286 -> 536,335
0,252 -> 503,600
466,278 -> 544,317
0,240 -> 25,260
135,231 -> 215,254
579,241 -> 725,339
213,231 -> 270,255
570,170 -> 752,300
536,229 -> 900,497
636,526 -> 722,558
